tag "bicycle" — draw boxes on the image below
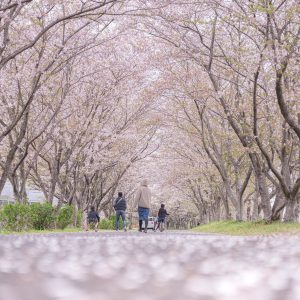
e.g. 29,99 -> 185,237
156,217 -> 167,232
159,221 -> 165,232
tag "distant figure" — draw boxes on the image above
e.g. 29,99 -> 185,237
155,204 -> 169,231
135,179 -> 151,233
113,192 -> 127,232
87,206 -> 100,232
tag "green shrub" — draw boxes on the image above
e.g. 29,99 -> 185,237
30,203 -> 56,230
0,203 -> 81,232
0,203 -> 32,231
99,214 -> 127,230
99,218 -> 113,229
76,210 -> 83,228
0,208 -> 5,229
57,205 -> 73,229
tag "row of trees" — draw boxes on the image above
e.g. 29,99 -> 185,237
1,0 -> 300,224
145,0 -> 300,222
0,0 -> 159,216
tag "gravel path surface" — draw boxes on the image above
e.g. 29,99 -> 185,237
1,231 -> 300,300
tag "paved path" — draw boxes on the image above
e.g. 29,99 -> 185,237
1,231 -> 300,300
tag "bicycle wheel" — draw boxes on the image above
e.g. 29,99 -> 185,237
160,222 -> 164,232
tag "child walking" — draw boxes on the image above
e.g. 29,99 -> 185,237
87,206 -> 100,232
155,204 -> 169,231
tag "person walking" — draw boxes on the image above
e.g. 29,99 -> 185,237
87,206 -> 100,232
113,192 -> 127,232
135,179 -> 151,233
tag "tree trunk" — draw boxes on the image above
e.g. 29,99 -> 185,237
252,197 -> 259,221
236,196 -> 244,221
10,160 -> 28,204
250,153 -> 272,221
284,197 -> 296,222
272,188 -> 286,221
0,149 -> 16,194
73,203 -> 78,227
220,187 -> 230,219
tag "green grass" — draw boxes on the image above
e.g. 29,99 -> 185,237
0,227 -> 85,235
0,227 -> 123,235
192,220 -> 300,236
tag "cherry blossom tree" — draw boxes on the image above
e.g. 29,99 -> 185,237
1,0 -> 300,225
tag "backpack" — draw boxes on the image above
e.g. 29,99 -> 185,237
113,197 -> 122,209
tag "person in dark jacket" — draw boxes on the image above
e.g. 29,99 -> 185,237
113,192 -> 127,232
155,204 -> 169,231
87,206 -> 100,232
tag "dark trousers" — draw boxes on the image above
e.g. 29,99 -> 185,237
116,210 -> 126,230
139,219 -> 148,231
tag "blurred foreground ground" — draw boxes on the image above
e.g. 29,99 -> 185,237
0,231 -> 300,300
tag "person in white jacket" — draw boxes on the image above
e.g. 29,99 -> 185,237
134,179 -> 151,233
